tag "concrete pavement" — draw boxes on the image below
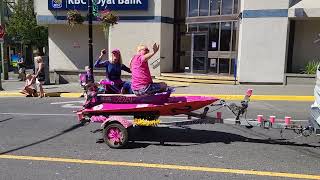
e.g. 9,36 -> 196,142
0,79 -> 315,101
0,97 -> 319,180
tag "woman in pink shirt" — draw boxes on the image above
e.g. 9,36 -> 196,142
130,43 -> 168,96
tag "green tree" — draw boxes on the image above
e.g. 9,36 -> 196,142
6,0 -> 48,51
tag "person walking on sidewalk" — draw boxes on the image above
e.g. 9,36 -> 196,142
34,52 -> 45,98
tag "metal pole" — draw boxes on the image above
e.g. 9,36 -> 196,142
88,0 -> 94,82
0,0 -> 7,80
0,41 -> 3,90
0,0 -> 3,90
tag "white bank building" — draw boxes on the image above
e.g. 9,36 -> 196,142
34,0 -> 320,84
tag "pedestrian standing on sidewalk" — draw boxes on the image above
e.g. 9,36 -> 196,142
34,51 -> 45,98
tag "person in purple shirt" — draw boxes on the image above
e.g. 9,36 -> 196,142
94,48 -> 132,94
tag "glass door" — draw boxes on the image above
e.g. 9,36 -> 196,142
179,32 -> 208,73
191,32 -> 208,73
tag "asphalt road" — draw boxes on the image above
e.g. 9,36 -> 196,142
0,97 -> 319,180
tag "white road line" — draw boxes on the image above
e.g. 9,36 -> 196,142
2,112 -> 306,122
224,118 -> 308,122
61,104 -> 83,108
0,113 -> 76,116
50,101 -> 84,105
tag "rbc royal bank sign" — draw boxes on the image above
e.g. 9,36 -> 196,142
49,0 -> 148,10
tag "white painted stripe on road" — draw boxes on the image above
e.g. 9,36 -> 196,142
0,113 -> 187,119
224,118 -> 308,122
50,100 -> 84,105
61,104 -> 83,108
0,113 -> 76,116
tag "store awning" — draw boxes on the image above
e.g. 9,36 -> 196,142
288,0 -> 320,18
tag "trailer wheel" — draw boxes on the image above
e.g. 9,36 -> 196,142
103,123 -> 128,149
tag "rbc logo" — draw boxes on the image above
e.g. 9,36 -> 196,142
52,0 -> 63,9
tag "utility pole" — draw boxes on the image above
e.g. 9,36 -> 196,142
88,0 -> 94,82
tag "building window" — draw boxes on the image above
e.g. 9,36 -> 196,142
232,21 -> 238,51
209,23 -> 219,51
233,0 -> 239,14
188,22 -> 237,52
220,22 -> 232,51
199,0 -> 209,16
198,24 -> 209,32
188,24 -> 198,32
221,0 -> 233,15
219,58 -> 230,74
189,0 -> 199,17
210,0 -> 221,16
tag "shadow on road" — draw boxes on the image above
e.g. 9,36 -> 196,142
0,117 -> 13,123
0,123 -> 84,155
1,123 -> 319,158
121,127 -> 320,151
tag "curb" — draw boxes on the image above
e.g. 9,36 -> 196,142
0,91 -> 315,101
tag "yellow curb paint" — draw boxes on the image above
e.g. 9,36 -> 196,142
60,93 -> 82,98
0,155 -> 319,179
0,92 -> 315,101
0,92 -> 24,97
44,93 -> 61,97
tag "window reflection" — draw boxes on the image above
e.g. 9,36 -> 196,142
199,0 -> 209,16
209,23 -> 219,51
220,22 -> 231,51
198,24 -> 209,32
219,58 -> 230,74
188,24 -> 198,32
210,0 -> 221,15
189,0 -> 237,17
189,0 -> 199,17
221,0 -> 233,15
233,0 -> 239,14
232,21 -> 238,51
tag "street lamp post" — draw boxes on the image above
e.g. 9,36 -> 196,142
88,0 -> 94,82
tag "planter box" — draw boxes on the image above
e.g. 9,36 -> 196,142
285,73 -> 316,85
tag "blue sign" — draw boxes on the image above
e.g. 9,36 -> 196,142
49,0 -> 148,11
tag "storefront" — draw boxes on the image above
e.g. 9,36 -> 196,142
174,0 -> 239,75
36,0 -> 174,79
35,0 -> 320,84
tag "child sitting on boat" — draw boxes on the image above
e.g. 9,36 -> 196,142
130,43 -> 169,96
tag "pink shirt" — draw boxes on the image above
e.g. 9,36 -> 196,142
131,54 -> 153,90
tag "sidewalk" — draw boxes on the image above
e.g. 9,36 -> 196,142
0,79 -> 315,101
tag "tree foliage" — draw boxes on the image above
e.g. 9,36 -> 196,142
6,0 -> 48,48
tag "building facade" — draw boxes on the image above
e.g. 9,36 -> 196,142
34,0 -> 320,84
